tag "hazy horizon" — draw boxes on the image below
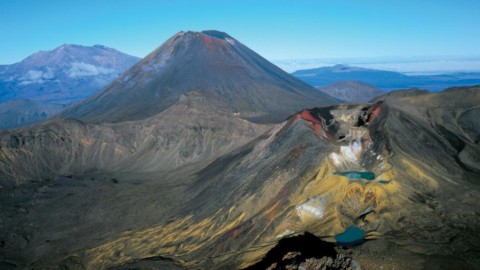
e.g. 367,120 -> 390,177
273,56 -> 480,74
3,42 -> 480,75
1,0 -> 479,72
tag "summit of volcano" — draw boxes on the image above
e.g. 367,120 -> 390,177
63,30 -> 337,124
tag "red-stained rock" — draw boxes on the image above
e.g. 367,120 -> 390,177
296,109 -> 336,141
202,34 -> 225,50
368,102 -> 382,123
358,101 -> 383,126
300,110 -> 322,125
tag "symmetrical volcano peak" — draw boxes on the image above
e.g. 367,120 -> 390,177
62,30 -> 338,123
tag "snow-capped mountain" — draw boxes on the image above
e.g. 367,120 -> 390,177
0,44 -> 139,129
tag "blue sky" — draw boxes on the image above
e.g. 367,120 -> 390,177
1,0 -> 479,72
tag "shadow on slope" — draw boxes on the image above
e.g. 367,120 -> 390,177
244,232 -> 337,270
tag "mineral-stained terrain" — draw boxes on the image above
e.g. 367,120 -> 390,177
0,31 -> 479,270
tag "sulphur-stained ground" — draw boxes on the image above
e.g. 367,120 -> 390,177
1,86 -> 479,269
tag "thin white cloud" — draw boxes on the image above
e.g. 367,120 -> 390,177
22,70 -> 43,80
19,68 -> 56,84
68,62 -> 115,78
43,67 -> 55,79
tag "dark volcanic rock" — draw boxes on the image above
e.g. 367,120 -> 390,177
27,88 -> 480,269
298,254 -> 361,270
62,31 -> 337,123
244,233 -> 360,270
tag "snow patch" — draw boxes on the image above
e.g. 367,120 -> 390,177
225,38 -> 236,46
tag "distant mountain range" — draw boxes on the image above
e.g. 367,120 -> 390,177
0,44 -> 139,129
370,88 -> 430,102
316,80 -> 385,102
292,64 -> 480,91
1,30 -> 480,270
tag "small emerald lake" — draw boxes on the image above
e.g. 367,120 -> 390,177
335,226 -> 366,246
334,171 -> 375,180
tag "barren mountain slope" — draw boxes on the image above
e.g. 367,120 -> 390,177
62,31 -> 337,124
2,87 -> 477,269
